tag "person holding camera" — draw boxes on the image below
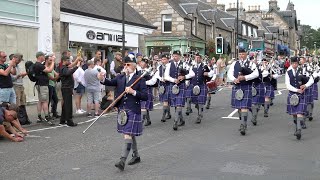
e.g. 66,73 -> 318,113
0,51 -> 17,104
58,55 -> 81,126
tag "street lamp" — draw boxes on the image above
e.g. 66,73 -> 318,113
236,0 -> 239,59
122,0 -> 128,57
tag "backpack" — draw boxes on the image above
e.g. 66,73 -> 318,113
25,61 -> 37,82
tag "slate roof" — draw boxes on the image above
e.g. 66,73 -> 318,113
60,0 -> 156,29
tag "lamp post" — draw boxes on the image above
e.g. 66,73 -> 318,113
122,0 -> 128,57
236,0 -> 239,59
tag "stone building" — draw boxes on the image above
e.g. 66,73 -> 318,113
243,0 -> 301,55
128,0 -> 220,56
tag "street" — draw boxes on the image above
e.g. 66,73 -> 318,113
1,77 -> 320,180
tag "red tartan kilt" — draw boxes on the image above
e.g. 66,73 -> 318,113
207,81 -> 217,91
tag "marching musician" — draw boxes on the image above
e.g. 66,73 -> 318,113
262,58 -> 280,118
184,53 -> 194,116
190,53 -> 211,123
205,57 -> 217,109
299,56 -> 313,128
146,53 -> 171,122
164,50 -> 195,131
227,48 -> 259,136
285,56 -> 314,140
138,57 -> 153,126
309,56 -> 319,121
100,58 -> 147,171
250,57 -> 267,126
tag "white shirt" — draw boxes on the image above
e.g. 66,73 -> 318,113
73,67 -> 86,88
110,61 -> 116,76
285,68 -> 314,92
146,65 -> 164,86
227,60 -> 259,82
164,61 -> 195,83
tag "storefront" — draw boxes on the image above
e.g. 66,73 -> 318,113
60,12 -> 154,61
145,37 -> 206,56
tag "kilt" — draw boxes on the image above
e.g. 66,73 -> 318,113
141,86 -> 153,110
185,83 -> 193,98
286,91 -> 307,115
169,83 -> 186,107
252,83 -> 265,105
159,85 -> 170,102
312,83 -> 318,100
264,83 -> 275,98
231,84 -> 252,109
306,86 -> 314,104
191,84 -> 208,105
117,109 -> 143,136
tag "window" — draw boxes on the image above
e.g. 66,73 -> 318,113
253,28 -> 258,38
242,24 -> 247,36
0,0 -> 38,22
248,26 -> 252,37
162,14 -> 172,33
192,17 -> 198,35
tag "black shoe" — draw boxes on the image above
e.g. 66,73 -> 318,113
37,116 -> 44,123
205,104 -> 210,109
44,116 -> 55,126
166,114 -> 171,119
295,129 -> 301,140
178,120 -> 185,126
53,113 -> 61,118
239,124 -> 246,136
127,156 -> 141,165
173,121 -> 178,131
309,117 -> 313,121
301,121 -> 307,129
144,120 -> 151,126
59,122 -> 66,126
67,122 -> 78,127
264,112 -> 268,117
24,120 -> 32,125
161,117 -> 166,122
251,117 -> 257,126
115,159 -> 125,171
185,109 -> 190,116
195,116 -> 202,124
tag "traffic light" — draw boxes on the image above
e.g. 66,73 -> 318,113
215,37 -> 223,54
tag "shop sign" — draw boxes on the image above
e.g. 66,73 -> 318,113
86,30 -> 126,43
153,41 -> 165,46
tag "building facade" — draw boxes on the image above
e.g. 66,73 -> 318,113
0,0 -> 53,102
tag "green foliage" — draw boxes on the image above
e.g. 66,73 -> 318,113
301,24 -> 320,52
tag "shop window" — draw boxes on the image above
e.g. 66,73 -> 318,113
192,17 -> 198,35
248,26 -> 252,37
162,14 -> 172,33
242,24 -> 247,36
0,0 -> 38,22
253,28 -> 258,38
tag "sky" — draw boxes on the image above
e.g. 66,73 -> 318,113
217,0 -> 320,29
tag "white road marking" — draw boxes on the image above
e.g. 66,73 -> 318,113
25,135 -> 41,138
275,89 -> 287,96
222,117 -> 239,120
72,168 -> 80,171
218,88 -> 224,92
140,137 -> 172,152
27,103 -> 162,133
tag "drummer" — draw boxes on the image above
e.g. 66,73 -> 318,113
164,50 -> 195,131
285,56 -> 314,140
146,53 -> 172,122
227,48 -> 259,136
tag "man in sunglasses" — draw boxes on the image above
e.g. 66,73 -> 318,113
99,58 -> 147,171
0,51 -> 17,104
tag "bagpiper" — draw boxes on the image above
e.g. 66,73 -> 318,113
205,57 -> 218,109
250,57 -> 267,126
227,48 -> 259,135
299,56 -> 312,128
189,53 -> 211,123
184,53 -> 194,116
285,56 -> 314,140
164,50 -> 195,131
146,53 -> 172,122
138,57 -> 154,126
100,58 -> 147,171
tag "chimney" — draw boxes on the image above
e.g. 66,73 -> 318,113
240,2 -> 243,9
255,5 -> 257,11
217,4 -> 225,11
200,0 -> 217,7
258,5 -> 260,11
233,3 -> 235,8
269,0 -> 278,11
229,3 -> 232,9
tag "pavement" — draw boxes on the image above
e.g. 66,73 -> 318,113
1,76 -> 320,180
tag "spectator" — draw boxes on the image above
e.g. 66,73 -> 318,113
84,59 -> 102,117
100,89 -> 113,112
0,103 -> 25,142
93,57 -> 107,93
0,51 -> 17,104
11,53 -> 31,125
216,56 -> 226,86
59,56 -> 81,127
73,59 -> 86,114
110,52 -> 124,77
34,51 -> 55,125
46,53 -> 60,118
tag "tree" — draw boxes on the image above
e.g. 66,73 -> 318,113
300,24 -> 320,53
